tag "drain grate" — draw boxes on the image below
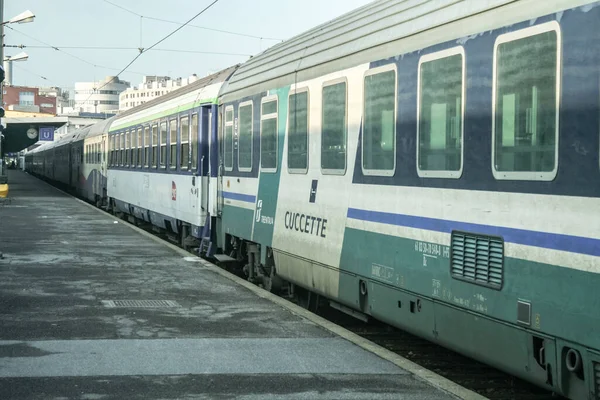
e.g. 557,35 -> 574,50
101,300 -> 181,308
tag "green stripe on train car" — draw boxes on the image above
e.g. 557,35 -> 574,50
251,87 -> 290,247
338,227 -> 599,351
221,205 -> 254,240
109,97 -> 218,132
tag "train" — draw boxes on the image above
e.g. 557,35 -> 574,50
25,1 -> 600,399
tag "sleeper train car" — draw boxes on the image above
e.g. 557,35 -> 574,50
25,1 -> 600,399
217,1 -> 599,399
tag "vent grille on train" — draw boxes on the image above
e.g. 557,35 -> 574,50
450,231 -> 504,289
594,362 -> 600,400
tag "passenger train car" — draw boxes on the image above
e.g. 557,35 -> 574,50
25,1 -> 600,399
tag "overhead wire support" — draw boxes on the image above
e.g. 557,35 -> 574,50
82,0 -> 222,105
102,0 -> 283,42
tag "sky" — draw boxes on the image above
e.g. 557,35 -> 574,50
4,0 -> 374,92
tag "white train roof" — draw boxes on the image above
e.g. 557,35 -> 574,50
221,0 -> 594,101
110,66 -> 238,132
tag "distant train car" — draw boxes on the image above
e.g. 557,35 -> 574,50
106,67 -> 237,246
216,1 -> 600,399
81,117 -> 116,206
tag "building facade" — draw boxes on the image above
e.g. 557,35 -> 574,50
74,76 -> 130,114
118,75 -> 199,112
2,86 -> 57,115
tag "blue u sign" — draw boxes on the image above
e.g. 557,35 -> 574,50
39,126 -> 54,141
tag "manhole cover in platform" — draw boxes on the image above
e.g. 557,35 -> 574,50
101,300 -> 181,308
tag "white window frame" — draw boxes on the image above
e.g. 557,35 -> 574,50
362,63 -> 397,177
260,95 -> 279,173
321,77 -> 348,176
169,118 -> 178,170
160,121 -> 168,169
180,114 -> 190,170
237,100 -> 254,173
137,128 -> 143,168
287,87 -> 310,175
491,21 -> 561,181
224,105 -> 234,172
143,126 -> 150,168
416,46 -> 465,179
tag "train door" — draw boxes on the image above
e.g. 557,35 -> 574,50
215,105 -> 223,217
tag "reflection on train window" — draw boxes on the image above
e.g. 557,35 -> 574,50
224,107 -> 234,171
363,65 -> 396,175
493,23 -> 559,180
152,125 -> 158,168
418,48 -> 464,178
288,89 -> 309,173
191,113 -> 198,171
144,127 -> 150,168
160,122 -> 167,168
170,119 -> 177,169
137,128 -> 143,168
322,80 -> 347,174
180,116 -> 190,170
238,102 -> 253,172
120,133 -> 124,166
127,130 -> 133,167
261,97 -> 278,172
131,130 -> 137,168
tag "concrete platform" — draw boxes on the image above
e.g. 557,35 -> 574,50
0,171 -> 475,399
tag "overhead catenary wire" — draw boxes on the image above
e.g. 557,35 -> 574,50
102,0 -> 283,42
6,44 -> 252,57
81,0 -> 222,106
5,26 -> 147,76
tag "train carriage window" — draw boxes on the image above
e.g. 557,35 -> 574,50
238,102 -> 253,172
137,128 -> 142,168
288,89 -> 309,173
170,119 -> 177,169
108,137 -> 112,166
224,107 -> 234,171
191,113 -> 199,171
160,122 -> 167,168
120,132 -> 124,166
261,97 -> 278,172
126,130 -> 131,167
322,79 -> 347,174
131,130 -> 137,167
112,135 -> 116,166
144,127 -> 150,168
417,47 -> 465,178
492,21 -> 560,181
363,65 -> 397,176
152,124 -> 158,168
180,116 -> 190,170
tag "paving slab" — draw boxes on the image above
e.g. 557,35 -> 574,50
0,171 -> 464,399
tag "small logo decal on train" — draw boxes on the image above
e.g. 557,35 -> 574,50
171,181 -> 177,201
